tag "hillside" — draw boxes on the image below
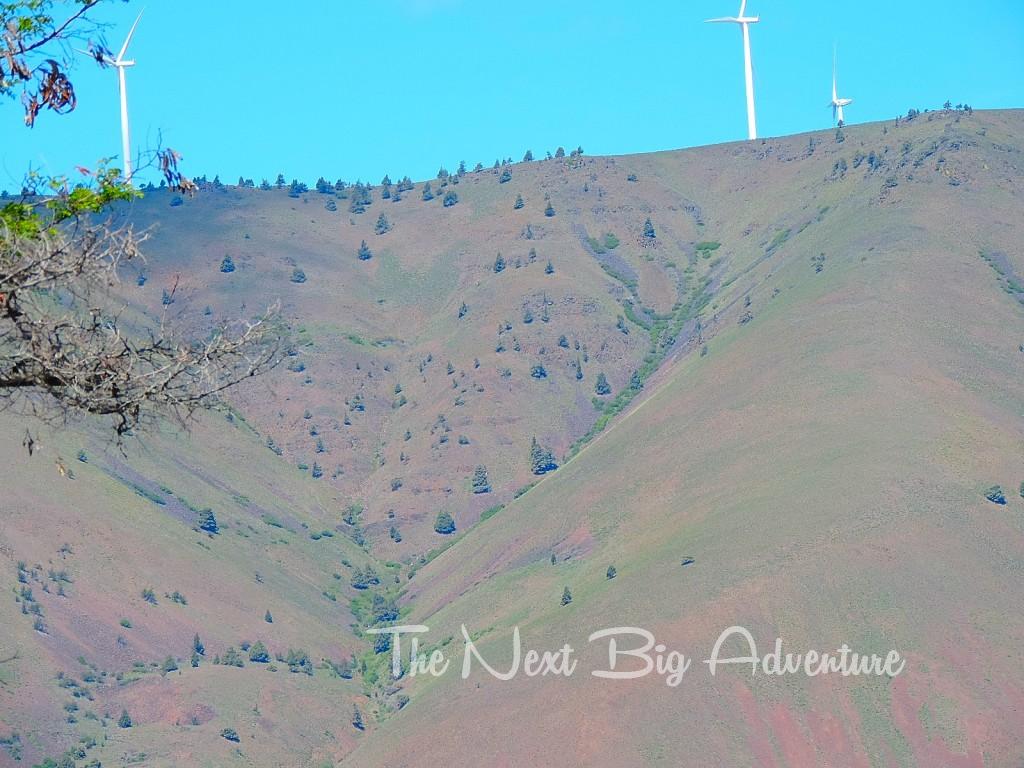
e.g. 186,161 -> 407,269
2,107 -> 1023,767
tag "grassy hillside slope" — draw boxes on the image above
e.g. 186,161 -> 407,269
343,109 -> 1024,767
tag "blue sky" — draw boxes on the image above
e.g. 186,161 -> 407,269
3,0 -> 1023,189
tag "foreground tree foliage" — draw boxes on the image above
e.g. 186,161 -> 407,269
1,0 -> 282,442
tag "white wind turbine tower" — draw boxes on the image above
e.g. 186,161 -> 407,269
84,11 -> 144,183
706,0 -> 760,140
829,47 -> 853,127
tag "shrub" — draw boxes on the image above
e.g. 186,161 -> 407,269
119,618 -> 132,628
358,240 -> 373,261
161,656 -> 178,673
141,588 -> 157,605
530,364 -> 547,379
221,728 -> 240,743
290,267 -> 307,284
544,202 -> 555,217
984,485 -> 1006,504
434,510 -> 456,535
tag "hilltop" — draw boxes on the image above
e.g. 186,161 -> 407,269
2,107 -> 1023,767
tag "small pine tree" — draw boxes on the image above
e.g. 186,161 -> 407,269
523,149 -> 534,162
493,253 -> 506,273
193,633 -> 205,655
529,437 -> 558,475
606,565 -> 617,579
118,709 -> 132,728
630,370 -> 643,391
161,656 -> 178,673
434,510 -> 456,535
595,372 -> 611,395
197,509 -> 219,534
544,202 -> 555,217
499,168 -> 512,183
358,240 -> 373,261
472,465 -> 491,494
265,610 -> 273,623
375,213 -> 391,234
249,641 -> 270,663
458,302 -> 468,318
561,586 -> 572,606
643,218 -> 656,239
513,194 -> 524,210
545,260 -> 554,275
290,267 -> 307,283
443,190 -> 458,207
352,704 -> 365,731
220,255 -> 236,273
421,181 -> 434,201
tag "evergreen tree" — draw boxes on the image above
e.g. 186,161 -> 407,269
375,213 -> 391,234
290,267 -> 307,283
545,260 -> 554,275
561,586 -> 572,606
265,609 -> 273,623
544,202 -> 555,217
275,174 -> 286,188
197,509 -> 219,534
493,253 -> 506,273
219,255 -> 235,273
193,633 -> 205,656
472,465 -> 491,494
161,656 -> 178,673
434,510 -> 456,535
523,149 -> 534,161
248,641 -> 270,663
595,372 -> 611,395
118,709 -> 132,728
352,705 -> 365,731
499,168 -> 512,183
358,240 -> 373,261
643,217 -> 656,238
606,565 -> 617,579
630,370 -> 643,391
458,302 -> 468,318
555,147 -> 566,158
443,190 -> 458,207
530,437 -> 558,475
513,194 -> 524,210
530,364 -> 547,379
421,181 -> 434,201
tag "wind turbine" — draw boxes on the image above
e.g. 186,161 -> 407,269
706,0 -> 760,141
82,11 -> 144,183
829,47 -> 853,127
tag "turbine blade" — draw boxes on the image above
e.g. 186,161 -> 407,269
705,17 -> 738,23
739,0 -> 748,17
117,10 -> 144,62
